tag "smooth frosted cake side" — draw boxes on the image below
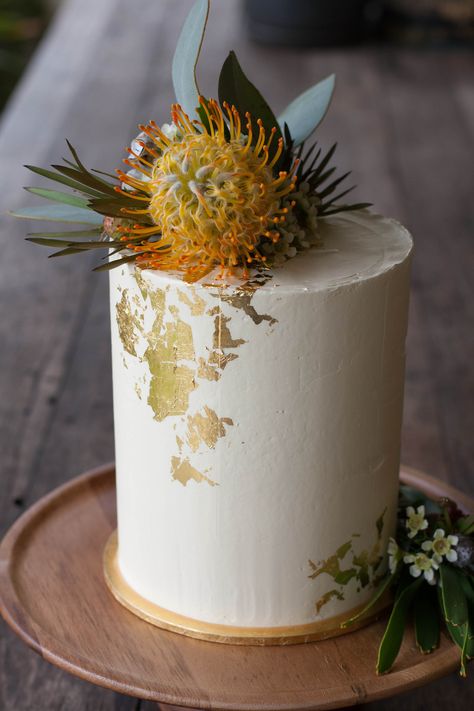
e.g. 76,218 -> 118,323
107,210 -> 413,640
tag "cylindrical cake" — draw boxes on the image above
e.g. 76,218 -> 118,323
106,210 -> 412,643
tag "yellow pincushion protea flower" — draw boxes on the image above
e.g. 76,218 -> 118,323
18,0 -> 370,278
115,99 -> 297,279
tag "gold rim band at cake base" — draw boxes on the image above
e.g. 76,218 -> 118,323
103,530 -> 389,646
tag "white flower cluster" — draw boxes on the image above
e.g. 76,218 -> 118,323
387,505 -> 459,585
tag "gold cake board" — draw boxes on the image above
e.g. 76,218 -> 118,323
103,529 -> 386,645
0,463 -> 471,710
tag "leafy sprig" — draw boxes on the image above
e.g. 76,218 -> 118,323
343,486 -> 474,676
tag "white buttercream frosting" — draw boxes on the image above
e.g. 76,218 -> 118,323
109,211 -> 412,628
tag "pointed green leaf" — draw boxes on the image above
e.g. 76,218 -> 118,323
11,205 -> 104,225
172,0 -> 210,117
320,203 -> 372,217
49,246 -> 86,258
440,565 -> 469,628
27,228 -> 102,238
93,253 -> 140,272
51,164 -> 117,197
25,187 -> 90,209
414,587 -> 440,653
218,51 -> 283,161
25,165 -> 105,199
342,572 -> 395,628
27,237 -> 92,247
457,515 -> 474,535
278,74 -> 335,146
376,577 -> 422,674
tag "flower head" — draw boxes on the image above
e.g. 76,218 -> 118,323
116,99 -> 298,280
388,537 -> 401,574
422,528 -> 458,564
403,552 -> 439,584
406,505 -> 429,539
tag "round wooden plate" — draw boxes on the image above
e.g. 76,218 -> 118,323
0,464 -> 470,710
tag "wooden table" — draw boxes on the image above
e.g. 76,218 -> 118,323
0,0 -> 472,708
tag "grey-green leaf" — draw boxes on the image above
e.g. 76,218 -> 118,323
278,74 -> 335,146
10,204 -> 104,225
25,187 -> 90,209
172,0 -> 210,117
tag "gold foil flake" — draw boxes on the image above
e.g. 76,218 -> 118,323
197,357 -> 220,381
218,291 -> 277,326
116,289 -> 143,356
171,456 -> 217,487
196,350 -> 238,381
146,363 -> 195,422
134,270 -> 149,300
143,315 -> 196,421
208,350 -> 238,369
185,406 -> 233,452
213,312 -> 246,349
315,589 -> 344,614
178,289 -> 207,316
134,382 -> 142,399
309,509 -> 387,613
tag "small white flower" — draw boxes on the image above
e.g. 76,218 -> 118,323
388,537 -> 401,574
403,552 -> 439,585
421,528 -> 459,564
406,505 -> 429,539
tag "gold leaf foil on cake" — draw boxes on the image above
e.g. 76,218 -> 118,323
171,456 -> 217,487
116,289 -> 143,356
213,312 -> 247,349
309,508 -> 387,613
144,316 -> 196,421
185,406 -> 233,452
217,291 -> 277,326
315,589 -> 344,614
178,289 -> 206,316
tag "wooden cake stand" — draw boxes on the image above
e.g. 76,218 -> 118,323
0,464 -> 470,710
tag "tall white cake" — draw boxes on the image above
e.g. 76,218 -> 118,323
105,210 -> 412,643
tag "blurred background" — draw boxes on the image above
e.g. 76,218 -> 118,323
0,0 -> 473,710
1,0 -> 473,112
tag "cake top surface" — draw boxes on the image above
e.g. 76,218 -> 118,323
140,211 -> 412,294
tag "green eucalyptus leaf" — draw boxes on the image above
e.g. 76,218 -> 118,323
376,577 -> 423,674
218,51 -> 282,161
25,187 -> 90,209
440,565 -> 469,628
342,572 -> 395,628
172,0 -> 210,117
10,205 -> 104,225
277,74 -> 335,147
414,587 -> 440,654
